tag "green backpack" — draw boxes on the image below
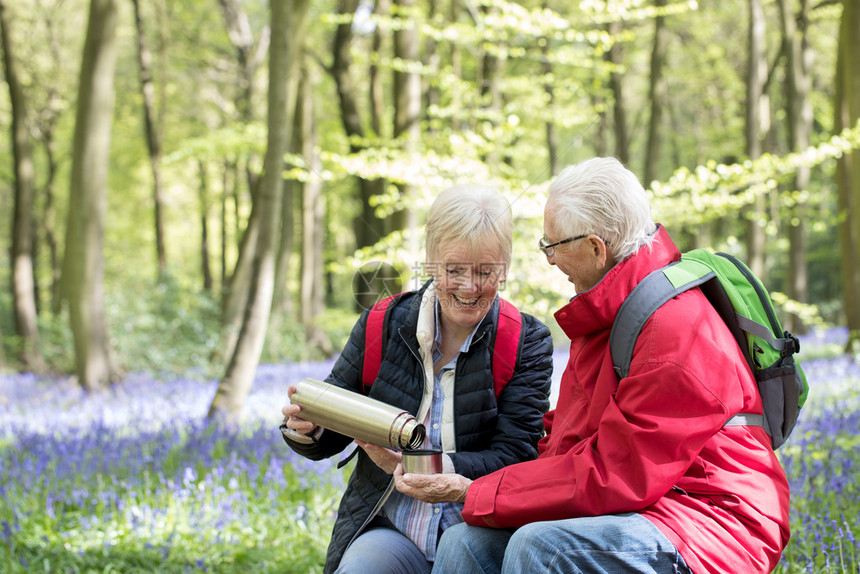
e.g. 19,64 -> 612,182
609,249 -> 809,449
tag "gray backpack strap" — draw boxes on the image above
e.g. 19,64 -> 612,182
735,314 -> 798,354
609,261 -> 715,379
610,259 -> 769,435
725,412 -> 770,436
724,413 -> 765,427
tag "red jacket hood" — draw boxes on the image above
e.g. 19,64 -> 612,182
554,224 -> 679,340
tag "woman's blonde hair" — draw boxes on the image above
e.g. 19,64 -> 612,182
425,185 -> 513,267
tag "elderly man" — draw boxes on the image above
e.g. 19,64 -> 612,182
395,157 -> 790,574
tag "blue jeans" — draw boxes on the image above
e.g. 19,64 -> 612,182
335,523 -> 432,574
431,513 -> 693,574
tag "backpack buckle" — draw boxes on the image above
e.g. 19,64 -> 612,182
781,331 -> 800,356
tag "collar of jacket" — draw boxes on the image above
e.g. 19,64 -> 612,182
398,278 -> 499,357
554,224 -> 680,340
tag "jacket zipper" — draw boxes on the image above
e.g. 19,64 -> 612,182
343,327 -> 428,552
344,320 -> 491,552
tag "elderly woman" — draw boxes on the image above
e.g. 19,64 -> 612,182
280,185 -> 553,574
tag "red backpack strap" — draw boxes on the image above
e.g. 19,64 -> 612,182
361,294 -> 399,393
492,298 -> 522,398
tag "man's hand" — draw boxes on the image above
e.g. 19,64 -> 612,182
354,440 -> 402,474
393,464 -> 472,504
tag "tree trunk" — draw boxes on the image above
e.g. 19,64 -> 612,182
131,0 -> 167,281
606,19 -> 629,164
219,188 -> 259,361
391,0 -> 421,256
449,0 -> 463,133
216,0 -> 269,353
643,0 -> 668,187
271,109 -> 297,317
779,0 -> 812,334
422,0 -> 439,128
199,160 -> 213,291
40,116 -> 62,316
745,0 -> 769,279
28,0 -> 64,316
209,0 -> 309,419
330,0 -> 386,254
217,0 -> 266,125
370,0 -> 389,138
541,9 -> 559,177
365,0 -> 389,254
329,0 -> 388,311
477,2 -> 505,167
268,2 -> 307,318
44,142 -> 61,315
221,161 -> 230,288
61,0 -> 120,391
835,0 -> 860,353
0,0 -> 46,372
298,65 -> 332,355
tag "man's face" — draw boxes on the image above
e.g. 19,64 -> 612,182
542,211 -> 606,294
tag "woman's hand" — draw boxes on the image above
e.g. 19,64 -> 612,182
393,464 -> 472,504
354,440 -> 402,474
280,385 -> 318,436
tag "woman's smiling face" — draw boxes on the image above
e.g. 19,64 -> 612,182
429,242 -> 506,333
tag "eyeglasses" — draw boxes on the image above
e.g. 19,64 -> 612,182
538,234 -> 590,257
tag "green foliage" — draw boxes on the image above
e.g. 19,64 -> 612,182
105,276 -> 357,376
261,307 -> 358,364
103,274 -> 222,377
1,0 -> 857,378
29,274 -> 356,378
650,121 -> 860,228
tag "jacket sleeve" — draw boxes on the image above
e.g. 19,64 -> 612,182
462,292 -> 751,527
281,309 -> 370,461
449,313 -> 554,478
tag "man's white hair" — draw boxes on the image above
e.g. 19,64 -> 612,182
547,157 -> 657,261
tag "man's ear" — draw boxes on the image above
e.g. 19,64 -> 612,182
587,235 -> 614,270
586,235 -> 606,263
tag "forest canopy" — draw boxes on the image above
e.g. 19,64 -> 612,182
1,0 -> 859,399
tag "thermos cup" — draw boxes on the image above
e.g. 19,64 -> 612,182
290,378 -> 426,450
401,449 -> 443,474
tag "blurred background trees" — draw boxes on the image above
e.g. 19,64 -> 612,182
0,0 -> 859,410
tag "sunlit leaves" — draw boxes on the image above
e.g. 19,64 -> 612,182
650,121 -> 860,227
162,123 -> 267,165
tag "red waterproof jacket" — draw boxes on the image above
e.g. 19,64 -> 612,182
463,227 -> 790,573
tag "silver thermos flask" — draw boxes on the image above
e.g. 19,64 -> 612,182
290,377 -> 426,450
